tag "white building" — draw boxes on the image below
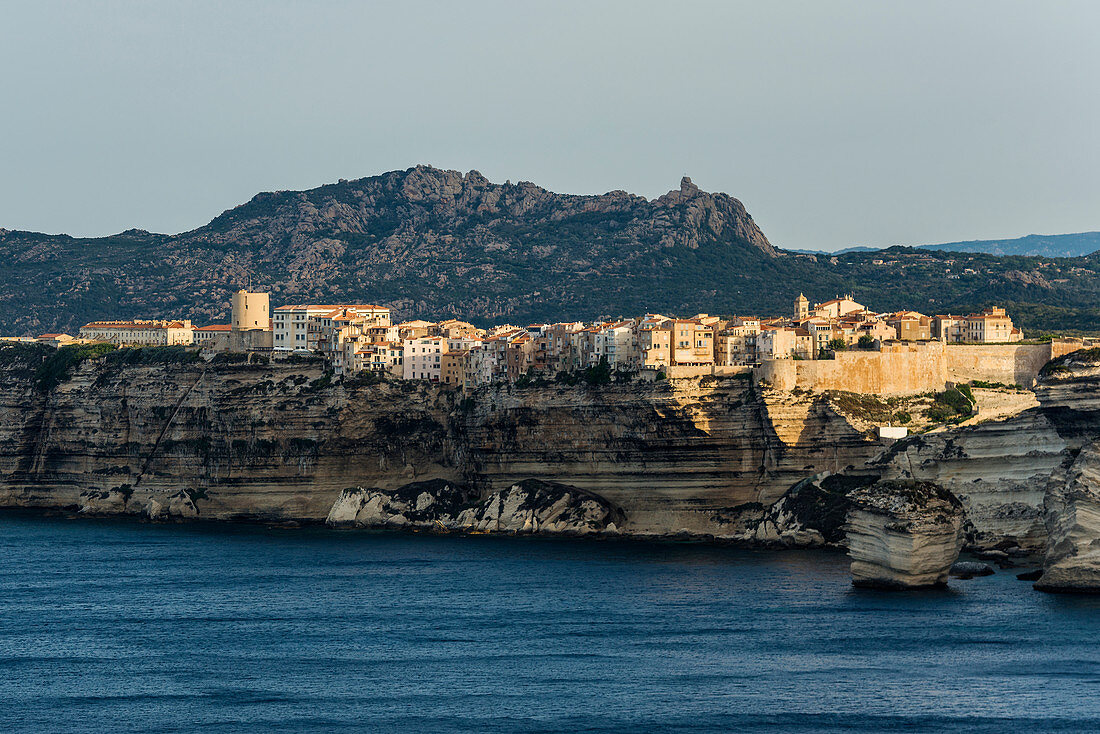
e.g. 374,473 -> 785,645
402,336 -> 446,381
79,319 -> 194,346
351,342 -> 404,376
594,321 -> 637,369
463,346 -> 498,388
273,304 -> 390,352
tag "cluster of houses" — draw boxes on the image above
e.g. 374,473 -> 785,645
2,290 -> 1024,389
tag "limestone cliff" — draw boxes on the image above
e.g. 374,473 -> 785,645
0,345 -> 886,538
1035,442 -> 1100,592
868,411 -> 1066,550
1032,349 -> 1100,591
7,341 -> 1100,574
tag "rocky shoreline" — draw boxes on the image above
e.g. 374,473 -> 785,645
2,342 -> 1100,592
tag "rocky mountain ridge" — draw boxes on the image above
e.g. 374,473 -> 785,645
6,165 -> 1100,335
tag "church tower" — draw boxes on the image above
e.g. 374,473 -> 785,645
795,293 -> 810,321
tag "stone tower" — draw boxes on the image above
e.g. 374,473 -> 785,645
795,293 -> 810,321
231,290 -> 270,332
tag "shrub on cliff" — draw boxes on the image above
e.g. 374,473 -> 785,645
926,387 -> 974,423
583,357 -> 613,386
0,341 -> 52,367
342,369 -> 387,388
105,346 -> 201,365
553,358 -> 614,387
34,343 -> 117,392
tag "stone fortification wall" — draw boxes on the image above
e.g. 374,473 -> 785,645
946,341 -> 1080,387
662,365 -> 752,379
757,340 -> 1082,395
757,342 -> 947,395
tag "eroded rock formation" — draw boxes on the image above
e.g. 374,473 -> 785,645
1033,349 -> 1100,591
1035,443 -> 1100,591
327,478 -> 625,535
846,480 -> 965,589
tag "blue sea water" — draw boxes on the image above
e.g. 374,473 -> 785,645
1,514 -> 1099,733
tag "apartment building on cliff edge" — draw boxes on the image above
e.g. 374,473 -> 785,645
78,319 -> 195,346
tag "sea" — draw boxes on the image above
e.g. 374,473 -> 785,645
1,512 -> 1099,733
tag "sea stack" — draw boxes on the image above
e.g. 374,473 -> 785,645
846,480 -> 965,589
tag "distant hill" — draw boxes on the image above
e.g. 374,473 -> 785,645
3,166 -> 1100,335
917,232 -> 1100,258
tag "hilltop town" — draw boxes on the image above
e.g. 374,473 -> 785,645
4,290 -> 1057,393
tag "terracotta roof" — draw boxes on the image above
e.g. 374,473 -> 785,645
82,320 -> 187,329
275,304 -> 388,311
196,324 -> 231,332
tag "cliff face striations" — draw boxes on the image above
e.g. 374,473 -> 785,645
0,345 -> 886,537
7,342 -> 1100,582
846,480 -> 965,589
1033,349 -> 1100,591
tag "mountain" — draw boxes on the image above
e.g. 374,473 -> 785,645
917,232 -> 1100,258
3,165 -> 1100,335
0,166 -> 780,334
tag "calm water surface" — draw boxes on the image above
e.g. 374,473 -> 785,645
1,512 -> 1099,733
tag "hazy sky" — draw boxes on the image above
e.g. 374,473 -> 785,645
2,1 -> 1097,251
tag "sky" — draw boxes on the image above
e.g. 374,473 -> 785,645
1,1 -> 1098,251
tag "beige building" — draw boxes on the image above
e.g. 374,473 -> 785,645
811,295 -> 865,319
231,290 -> 269,331
194,324 -> 231,348
934,307 -> 1022,343
638,315 -> 672,369
79,319 -> 194,346
403,336 -> 446,380
35,333 -> 79,348
229,290 -> 273,352
441,350 -> 467,388
758,326 -> 813,360
959,307 -> 1022,343
670,319 -> 714,366
396,320 -> 436,340
716,317 -> 761,365
886,311 -> 932,341
351,342 -> 404,376
795,293 -> 810,321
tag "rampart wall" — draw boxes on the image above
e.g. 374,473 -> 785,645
756,339 -> 1085,395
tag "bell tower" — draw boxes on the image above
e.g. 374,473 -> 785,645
795,293 -> 809,321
